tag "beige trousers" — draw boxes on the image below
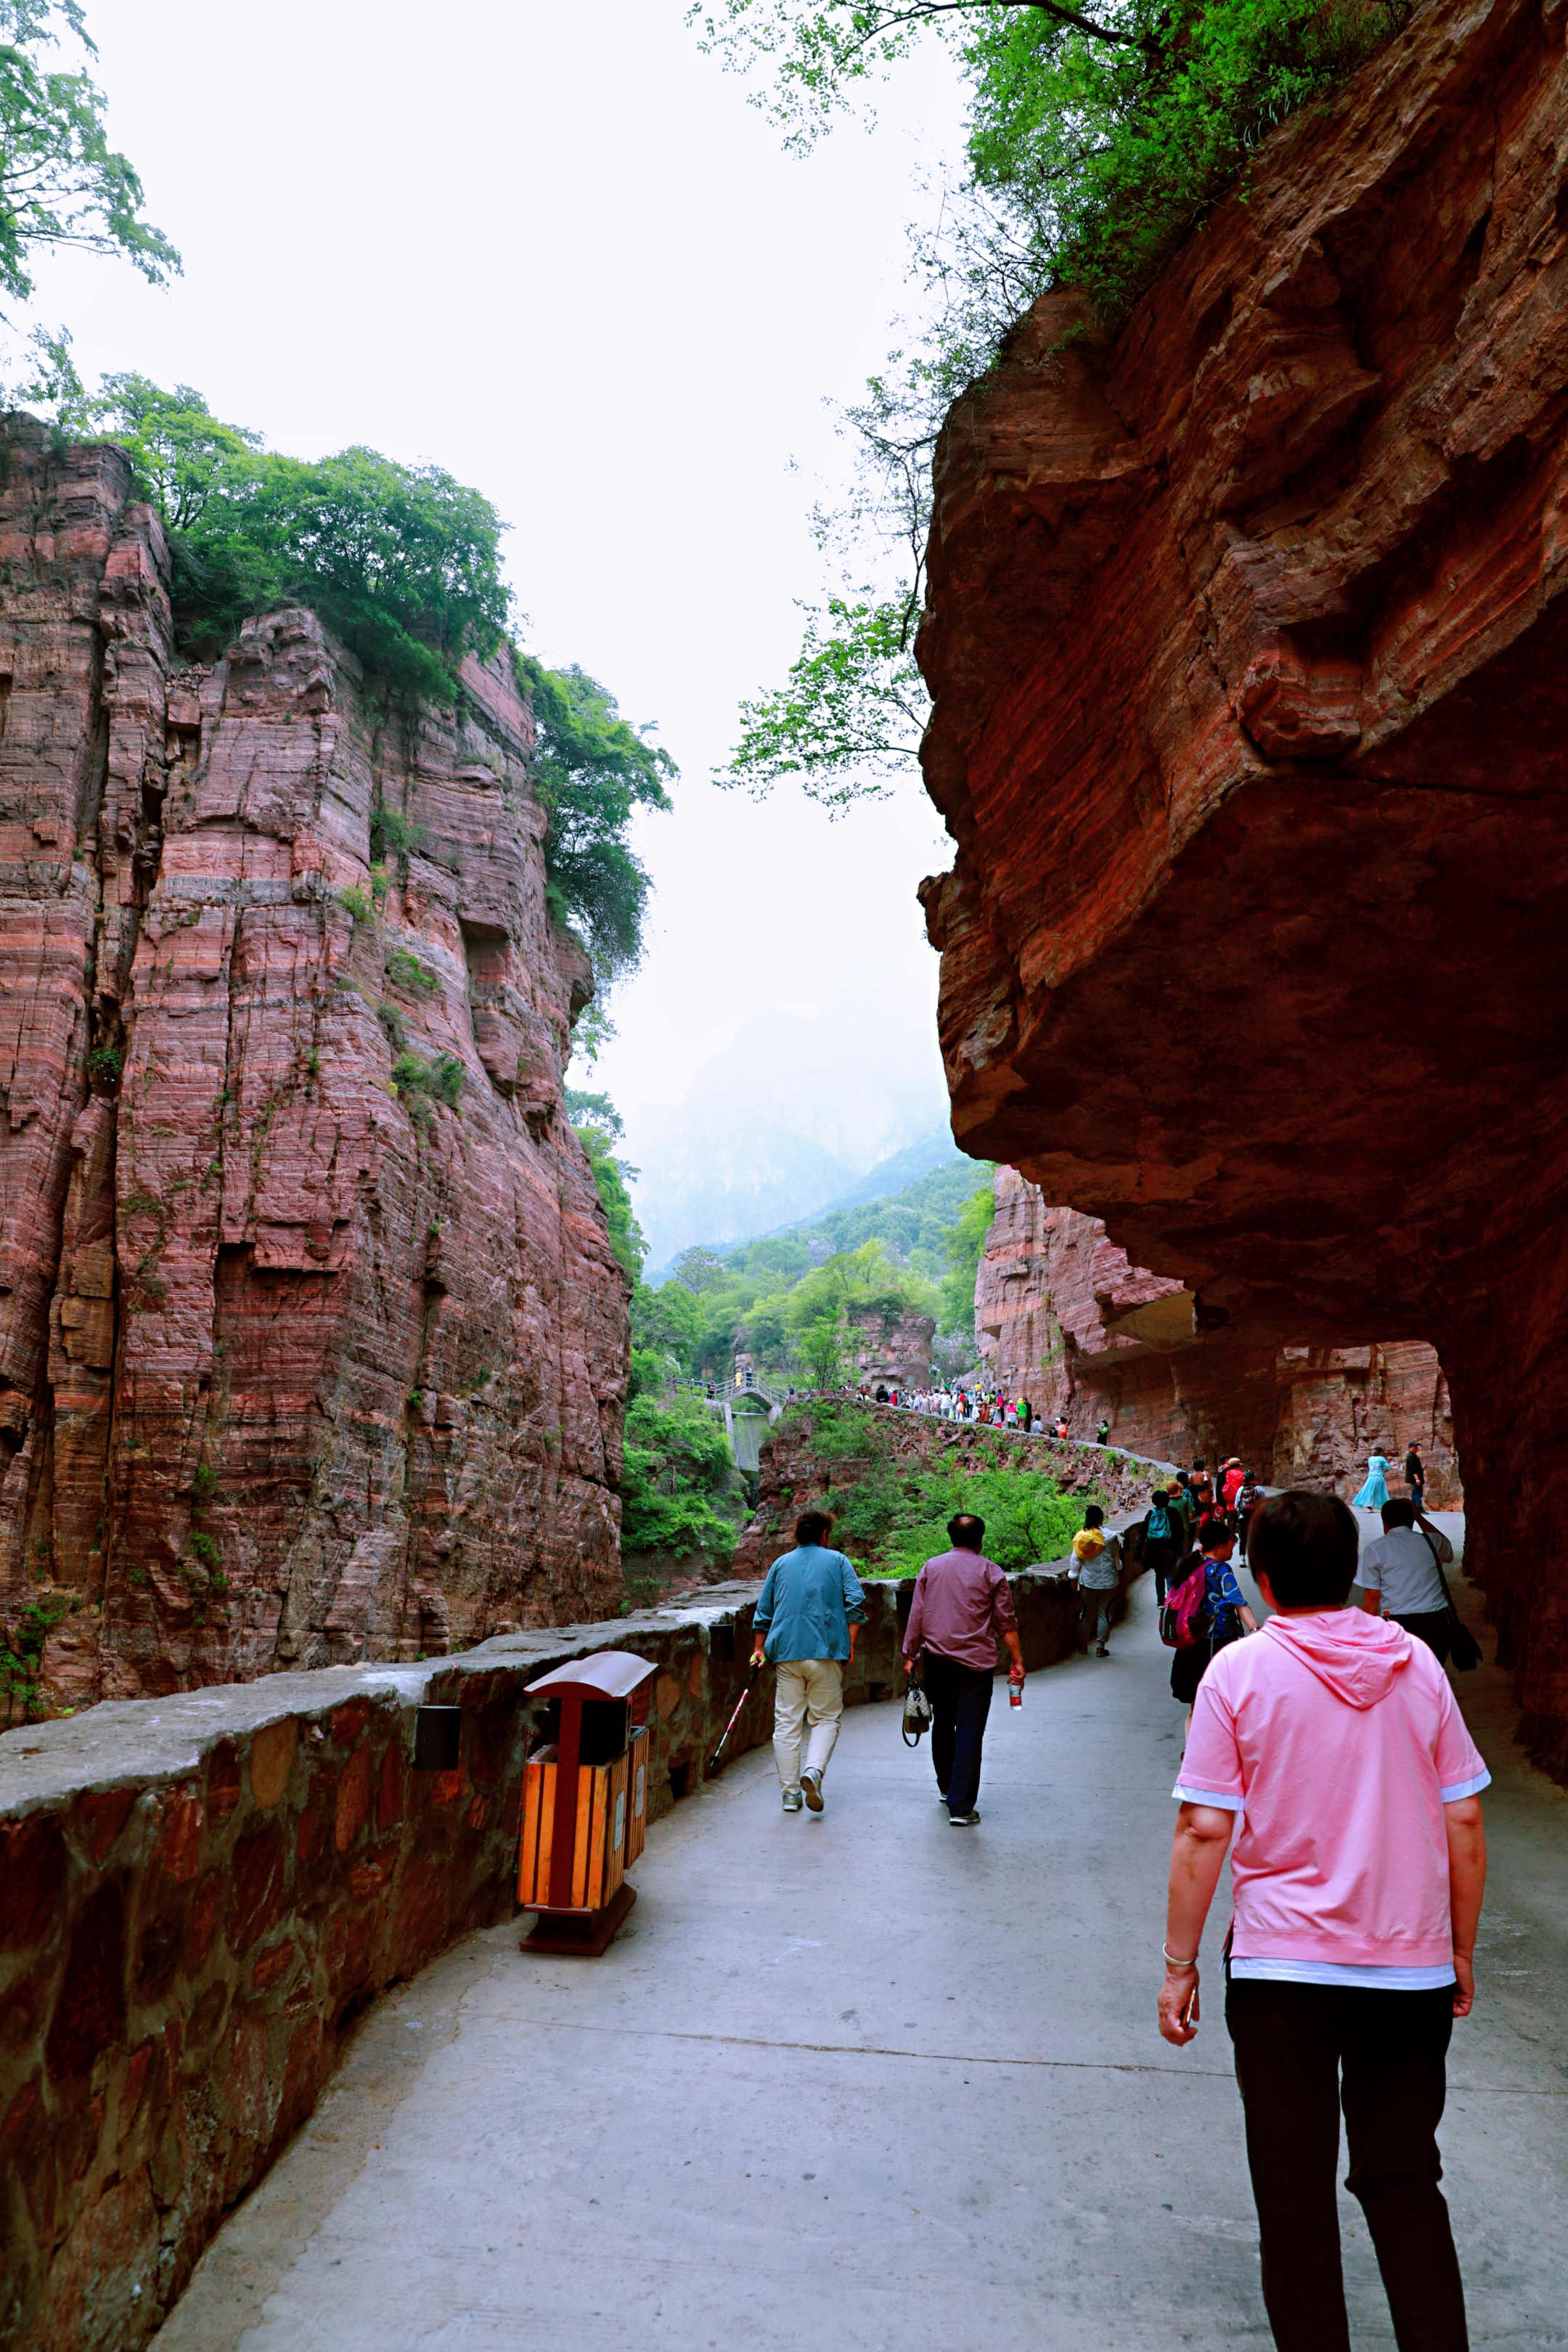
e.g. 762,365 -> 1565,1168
772,1659 -> 844,1789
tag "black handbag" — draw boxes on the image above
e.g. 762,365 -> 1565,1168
902,1659 -> 933,1745
1423,1532 -> 1482,1673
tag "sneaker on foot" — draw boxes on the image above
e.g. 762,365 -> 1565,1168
1096,1644 -> 1110,1657
801,1768 -> 825,1813
948,1810 -> 981,1826
782,1787 -> 804,1813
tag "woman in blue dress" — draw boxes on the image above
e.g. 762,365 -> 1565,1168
1351,1451 -> 1393,1509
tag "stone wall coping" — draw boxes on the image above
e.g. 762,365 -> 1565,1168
0,1559 -> 1099,1818
0,1594 -> 749,1816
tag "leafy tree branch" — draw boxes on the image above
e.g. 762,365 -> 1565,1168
700,0 -> 1405,804
0,1 -> 178,304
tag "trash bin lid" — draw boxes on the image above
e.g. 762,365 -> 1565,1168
524,1650 -> 659,1702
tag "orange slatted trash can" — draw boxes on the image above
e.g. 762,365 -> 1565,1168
518,1651 -> 657,1956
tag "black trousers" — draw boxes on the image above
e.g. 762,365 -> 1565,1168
920,1650 -> 992,1816
1225,1977 -> 1467,2352
1392,1608 -> 1453,1666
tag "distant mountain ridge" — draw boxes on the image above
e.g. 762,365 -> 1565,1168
628,971 -> 949,1270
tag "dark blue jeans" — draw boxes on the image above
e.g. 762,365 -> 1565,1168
920,1651 -> 993,1816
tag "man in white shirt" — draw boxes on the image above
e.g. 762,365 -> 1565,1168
1355,1498 -> 1455,1665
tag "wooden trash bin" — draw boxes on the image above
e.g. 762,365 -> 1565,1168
518,1651 -> 657,1956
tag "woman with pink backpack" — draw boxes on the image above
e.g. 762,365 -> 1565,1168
1165,1512 -> 1258,1717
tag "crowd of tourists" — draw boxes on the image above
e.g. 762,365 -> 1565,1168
852,1378 -> 1119,1446
751,1427 -> 1484,2350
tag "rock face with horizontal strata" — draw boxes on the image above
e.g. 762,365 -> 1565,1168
976,1169 -> 1461,1502
0,418 -> 628,1712
918,1 -> 1557,1748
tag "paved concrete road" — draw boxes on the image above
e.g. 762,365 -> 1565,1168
158,1564 -> 1567,2352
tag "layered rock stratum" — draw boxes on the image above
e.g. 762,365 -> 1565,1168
0,420 -> 628,1712
918,0 -> 1567,1763
976,1168 -> 1461,1501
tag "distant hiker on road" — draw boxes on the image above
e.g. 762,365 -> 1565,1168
902,1512 -> 1023,1826
1097,1417 -> 1111,1445
1136,1488 -> 1185,1603
1405,1442 -> 1426,1511
1352,1449 -> 1393,1509
1071,1505 -> 1122,1656
1159,1488 -> 1490,2352
1235,1471 -> 1265,1563
751,1510 -> 866,1816
1221,1458 -> 1244,1512
1356,1498 -> 1458,1665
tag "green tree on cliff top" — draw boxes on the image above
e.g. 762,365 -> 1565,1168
698,0 -> 1405,806
517,656 -> 674,988
75,378 -> 673,989
87,374 -> 515,707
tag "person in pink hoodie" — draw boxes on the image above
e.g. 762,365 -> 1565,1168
1157,1489 -> 1488,2352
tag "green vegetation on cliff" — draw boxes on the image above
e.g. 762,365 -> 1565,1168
701,0 -> 1401,322
52,377 -> 672,993
567,1090 -> 648,1283
85,375 -> 511,705
618,1392 -> 741,1566
702,0 -> 1405,805
780,1400 -> 1098,1576
518,657 -> 675,987
630,1156 -> 998,1387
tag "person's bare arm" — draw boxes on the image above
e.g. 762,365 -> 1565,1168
1445,1794 -> 1486,2017
1003,1628 -> 1023,1680
1358,1585 -> 1382,1615
1158,1803 -> 1236,2046
849,1621 -> 858,1662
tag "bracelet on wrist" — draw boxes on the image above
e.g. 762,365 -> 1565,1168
1161,1945 -> 1199,1968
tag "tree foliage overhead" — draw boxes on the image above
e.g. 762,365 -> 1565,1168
721,595 -> 926,807
515,655 -> 674,987
0,1 -> 177,306
698,0 -> 1405,803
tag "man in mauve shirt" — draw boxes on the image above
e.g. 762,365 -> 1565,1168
1159,1488 -> 1488,2352
901,1513 -> 1023,1825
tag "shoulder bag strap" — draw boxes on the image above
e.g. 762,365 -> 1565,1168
1420,1528 -> 1457,1613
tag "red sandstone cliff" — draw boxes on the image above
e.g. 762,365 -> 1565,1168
976,1168 -> 1461,1501
0,420 -> 629,1713
918,0 -> 1561,1753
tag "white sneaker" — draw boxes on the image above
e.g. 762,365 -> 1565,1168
782,1787 -> 803,1813
801,1767 -> 825,1813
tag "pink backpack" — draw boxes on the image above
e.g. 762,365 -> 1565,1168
1159,1556 -> 1209,1650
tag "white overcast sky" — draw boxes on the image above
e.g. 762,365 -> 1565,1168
31,0 -> 967,1127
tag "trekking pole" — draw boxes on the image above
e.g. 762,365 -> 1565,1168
706,1659 -> 762,1778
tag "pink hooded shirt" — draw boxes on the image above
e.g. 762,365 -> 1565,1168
1175,1609 -> 1490,1974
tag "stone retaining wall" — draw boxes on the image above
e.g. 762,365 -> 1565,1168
0,1564 -> 1083,2351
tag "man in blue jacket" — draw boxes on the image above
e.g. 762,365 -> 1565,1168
751,1508 -> 867,1814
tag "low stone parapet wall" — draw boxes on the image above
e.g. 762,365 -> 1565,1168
0,1565 -> 1082,2352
